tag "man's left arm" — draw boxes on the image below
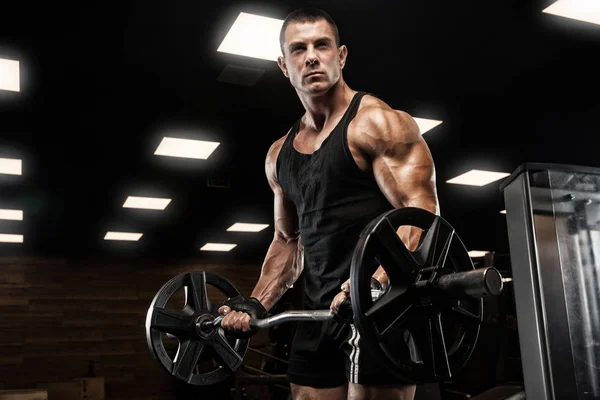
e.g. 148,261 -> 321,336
330,107 -> 439,312
365,108 -> 439,289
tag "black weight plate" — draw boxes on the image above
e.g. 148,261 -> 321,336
145,271 -> 249,385
350,207 -> 483,384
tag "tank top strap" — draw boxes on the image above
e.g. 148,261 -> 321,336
338,91 -> 369,128
276,119 -> 301,179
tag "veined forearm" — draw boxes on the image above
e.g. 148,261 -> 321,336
250,238 -> 303,311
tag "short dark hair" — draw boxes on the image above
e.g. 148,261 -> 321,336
279,8 -> 340,55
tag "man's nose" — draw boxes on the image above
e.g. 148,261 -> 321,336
305,47 -> 318,66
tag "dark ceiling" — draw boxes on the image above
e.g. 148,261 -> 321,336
0,0 -> 599,265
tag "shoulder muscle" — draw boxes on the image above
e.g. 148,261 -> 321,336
351,104 -> 421,159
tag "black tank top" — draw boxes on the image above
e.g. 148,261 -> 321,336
276,91 -> 393,310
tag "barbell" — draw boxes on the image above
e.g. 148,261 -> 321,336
145,207 -> 504,386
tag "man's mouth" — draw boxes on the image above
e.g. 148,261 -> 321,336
305,71 -> 324,78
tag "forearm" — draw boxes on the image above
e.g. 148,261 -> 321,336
372,194 -> 438,289
250,237 -> 303,311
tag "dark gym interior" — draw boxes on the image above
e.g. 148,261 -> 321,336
1,1 -> 599,399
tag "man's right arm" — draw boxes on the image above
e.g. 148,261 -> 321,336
219,136 -> 302,333
250,138 -> 303,311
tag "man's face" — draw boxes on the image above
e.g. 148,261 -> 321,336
278,19 -> 347,95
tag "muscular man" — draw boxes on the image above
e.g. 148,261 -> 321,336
219,8 -> 439,400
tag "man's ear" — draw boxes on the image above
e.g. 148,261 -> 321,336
277,56 -> 289,78
339,45 -> 348,69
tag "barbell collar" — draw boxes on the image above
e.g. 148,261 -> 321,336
435,267 -> 503,298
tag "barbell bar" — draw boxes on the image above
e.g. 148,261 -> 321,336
146,207 -> 504,386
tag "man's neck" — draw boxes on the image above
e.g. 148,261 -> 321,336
298,79 -> 355,131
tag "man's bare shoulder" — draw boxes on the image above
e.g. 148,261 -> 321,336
351,95 -> 421,149
265,129 -> 292,189
266,132 -> 290,166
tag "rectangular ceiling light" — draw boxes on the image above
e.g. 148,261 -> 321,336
468,250 -> 489,258
123,196 -> 172,210
154,137 -> 220,160
500,210 -> 507,214
0,209 -> 23,221
0,58 -> 20,92
227,223 -> 270,232
217,12 -> 284,61
104,231 -> 143,241
0,234 -> 23,243
413,118 -> 443,135
0,158 -> 22,175
542,0 -> 600,26
447,169 -> 510,186
200,243 -> 237,252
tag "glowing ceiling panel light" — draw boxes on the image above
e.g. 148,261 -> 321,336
123,196 -> 172,210
104,231 -> 143,241
543,0 -> 600,26
447,169 -> 510,187
217,12 -> 284,61
413,118 -> 443,135
0,234 -> 23,243
154,137 -> 220,160
200,243 -> 237,252
468,250 -> 489,258
227,223 -> 269,232
0,209 -> 23,221
0,158 -> 22,175
0,58 -> 20,92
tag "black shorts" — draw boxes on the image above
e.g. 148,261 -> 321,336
286,319 -> 416,388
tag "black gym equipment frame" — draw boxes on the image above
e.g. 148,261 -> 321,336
500,163 -> 600,400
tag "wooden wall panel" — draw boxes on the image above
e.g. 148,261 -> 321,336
0,257 -> 264,400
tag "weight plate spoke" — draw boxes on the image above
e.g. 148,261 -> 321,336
366,289 -> 413,339
373,218 -> 418,278
413,217 -> 455,269
150,308 -> 191,338
173,340 -> 206,383
186,272 -> 211,313
211,330 -> 244,372
451,303 -> 483,325
429,313 -> 452,378
379,304 -> 415,343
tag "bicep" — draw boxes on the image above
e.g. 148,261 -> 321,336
373,139 -> 438,251
355,108 -> 438,252
372,135 -> 438,215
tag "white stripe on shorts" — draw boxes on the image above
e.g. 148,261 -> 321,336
348,324 -> 361,383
